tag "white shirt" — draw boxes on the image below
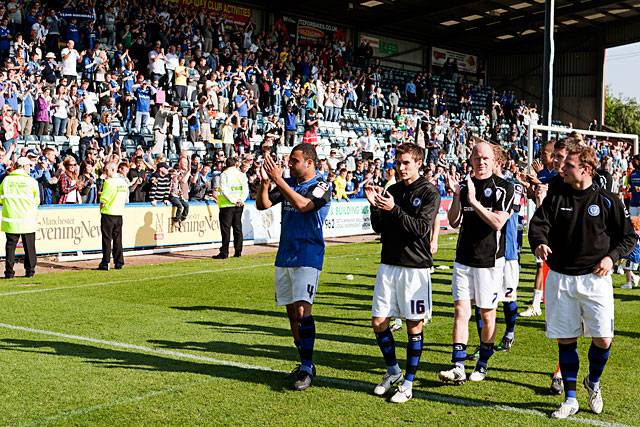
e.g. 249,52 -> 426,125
61,48 -> 80,76
166,53 -> 179,71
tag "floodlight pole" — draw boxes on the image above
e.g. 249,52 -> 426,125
542,0 -> 555,127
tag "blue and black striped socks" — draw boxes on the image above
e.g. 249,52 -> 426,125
558,342 -> 579,401
403,332 -> 423,387
588,343 -> 611,391
298,315 -> 315,374
375,327 -> 401,375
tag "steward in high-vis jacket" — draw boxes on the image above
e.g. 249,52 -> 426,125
0,157 -> 40,279
98,162 -> 129,271
213,157 -> 249,259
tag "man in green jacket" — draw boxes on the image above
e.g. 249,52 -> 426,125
0,157 -> 40,278
98,162 -> 129,271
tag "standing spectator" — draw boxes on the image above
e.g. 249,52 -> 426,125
134,80 -> 155,134
174,57 -> 188,101
60,40 -> 84,84
220,114 -> 236,158
0,157 -> 40,278
78,113 -> 95,160
58,156 -> 81,204
302,109 -> 319,146
98,162 -> 129,271
51,85 -> 69,136
284,102 -> 298,147
388,86 -> 400,120
1,105 -> 19,151
214,156 -> 248,259
78,160 -> 98,204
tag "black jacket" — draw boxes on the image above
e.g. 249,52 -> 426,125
529,183 -> 636,275
371,176 -> 440,269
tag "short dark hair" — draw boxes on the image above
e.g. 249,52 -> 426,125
291,143 -> 317,163
395,143 -> 424,164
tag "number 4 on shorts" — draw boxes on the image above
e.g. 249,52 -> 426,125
411,300 -> 425,314
307,284 -> 314,299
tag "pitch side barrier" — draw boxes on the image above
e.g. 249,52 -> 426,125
0,197 -> 458,259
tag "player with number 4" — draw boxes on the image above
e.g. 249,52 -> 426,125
438,142 -> 514,385
366,143 -> 440,404
256,144 -> 332,391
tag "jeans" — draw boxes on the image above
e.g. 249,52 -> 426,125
52,117 -> 68,136
135,111 -> 150,134
170,196 -> 189,221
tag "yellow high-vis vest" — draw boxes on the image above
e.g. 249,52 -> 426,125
0,169 -> 40,234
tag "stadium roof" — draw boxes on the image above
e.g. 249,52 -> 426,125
253,0 -> 640,52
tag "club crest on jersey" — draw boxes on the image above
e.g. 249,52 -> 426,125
412,197 -> 422,207
484,188 -> 493,198
587,204 -> 600,217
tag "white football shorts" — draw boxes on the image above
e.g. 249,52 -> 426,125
545,269 -> 614,339
452,258 -> 505,309
501,260 -> 519,302
274,266 -> 320,306
372,263 -> 432,321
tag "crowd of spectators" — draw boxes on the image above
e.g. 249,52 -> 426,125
0,0 -> 636,211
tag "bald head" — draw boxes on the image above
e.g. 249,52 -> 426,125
470,142 -> 496,179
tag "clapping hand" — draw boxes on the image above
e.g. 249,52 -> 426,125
465,175 -> 475,204
262,153 -> 281,182
374,189 -> 395,211
531,159 -> 543,173
447,172 -> 461,195
364,184 -> 380,206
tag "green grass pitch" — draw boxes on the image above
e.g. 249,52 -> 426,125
0,236 -> 638,426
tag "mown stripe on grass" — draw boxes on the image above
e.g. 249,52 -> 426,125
0,322 -> 631,427
0,251 -> 378,298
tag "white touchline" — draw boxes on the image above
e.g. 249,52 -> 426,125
0,252 -> 378,298
0,322 -> 632,427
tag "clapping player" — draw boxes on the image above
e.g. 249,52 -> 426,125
439,142 -> 514,384
366,143 -> 440,403
256,144 -> 331,391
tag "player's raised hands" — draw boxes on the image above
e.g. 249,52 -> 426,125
465,174 -> 476,203
364,184 -> 379,206
534,244 -> 552,261
447,172 -> 460,195
262,153 -> 282,181
258,163 -> 270,182
375,190 -> 395,211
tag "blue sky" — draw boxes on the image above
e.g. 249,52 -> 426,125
605,42 -> 640,101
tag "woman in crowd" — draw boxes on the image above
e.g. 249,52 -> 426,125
66,85 -> 80,137
58,156 -> 82,204
1,106 -> 20,151
78,160 -> 98,204
51,85 -> 69,136
97,111 -> 113,149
